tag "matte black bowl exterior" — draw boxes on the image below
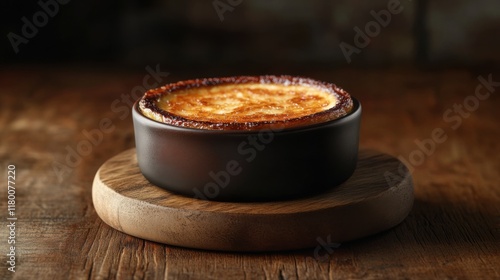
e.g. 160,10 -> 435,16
132,99 -> 361,202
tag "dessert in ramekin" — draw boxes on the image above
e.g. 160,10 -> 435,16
133,75 -> 361,201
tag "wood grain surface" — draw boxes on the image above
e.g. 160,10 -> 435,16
92,148 -> 413,251
0,66 -> 499,279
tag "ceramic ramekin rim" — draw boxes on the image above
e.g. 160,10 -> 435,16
132,97 -> 361,135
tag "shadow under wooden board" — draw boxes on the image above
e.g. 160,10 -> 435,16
92,148 -> 414,252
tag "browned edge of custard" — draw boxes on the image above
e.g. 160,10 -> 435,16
138,75 -> 354,131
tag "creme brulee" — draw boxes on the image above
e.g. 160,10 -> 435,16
138,76 -> 353,130
155,83 -> 337,122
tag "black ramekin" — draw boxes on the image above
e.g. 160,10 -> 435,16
132,98 -> 361,202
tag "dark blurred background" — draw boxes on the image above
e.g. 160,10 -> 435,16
1,0 -> 500,70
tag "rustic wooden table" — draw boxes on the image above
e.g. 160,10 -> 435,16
0,66 -> 499,279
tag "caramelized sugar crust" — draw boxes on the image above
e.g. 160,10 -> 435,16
139,75 -> 353,131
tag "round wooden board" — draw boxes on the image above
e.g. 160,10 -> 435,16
92,149 -> 413,252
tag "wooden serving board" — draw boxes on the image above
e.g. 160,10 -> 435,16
92,148 -> 413,252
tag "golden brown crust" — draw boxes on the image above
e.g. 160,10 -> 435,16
138,75 -> 353,131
